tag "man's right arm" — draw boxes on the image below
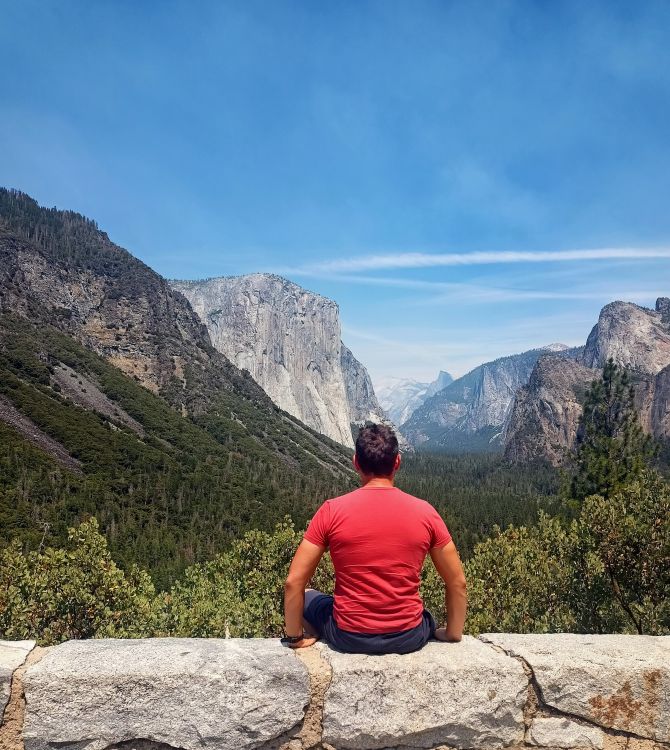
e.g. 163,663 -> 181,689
429,541 -> 467,642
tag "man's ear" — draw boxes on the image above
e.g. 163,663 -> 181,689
352,454 -> 359,472
394,453 -> 402,472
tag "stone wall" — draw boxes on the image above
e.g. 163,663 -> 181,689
1,635 -> 668,750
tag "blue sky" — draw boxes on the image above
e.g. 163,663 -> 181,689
2,1 -> 669,382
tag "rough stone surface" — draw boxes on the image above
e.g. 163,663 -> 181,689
481,634 -> 670,742
504,356 -> 597,465
0,641 -> 34,721
320,638 -> 527,749
582,300 -> 670,376
528,718 -> 604,749
172,274 -> 402,447
22,638 -> 309,750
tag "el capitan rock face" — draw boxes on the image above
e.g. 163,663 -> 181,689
504,298 -> 670,464
172,274 -> 401,448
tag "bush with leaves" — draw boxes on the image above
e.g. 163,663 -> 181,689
462,514 -> 577,634
572,471 -> 670,634
2,475 -> 667,644
0,519 -> 157,645
160,519 -> 334,638
462,471 -> 670,636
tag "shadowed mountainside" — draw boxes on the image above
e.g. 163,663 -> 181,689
0,189 -> 354,584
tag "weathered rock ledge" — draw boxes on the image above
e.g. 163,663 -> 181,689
1,635 -> 667,750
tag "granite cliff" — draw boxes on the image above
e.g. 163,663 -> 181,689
171,274 -> 401,448
402,345 -> 570,451
505,298 -> 670,464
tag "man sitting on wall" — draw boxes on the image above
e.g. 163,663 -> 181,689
282,424 -> 467,654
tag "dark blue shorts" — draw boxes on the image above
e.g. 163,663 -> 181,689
304,594 -> 436,655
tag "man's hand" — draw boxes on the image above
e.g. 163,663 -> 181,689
283,636 -> 318,649
434,626 -> 462,643
284,539 -> 325,642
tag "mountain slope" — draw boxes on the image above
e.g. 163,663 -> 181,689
504,298 -> 670,464
171,273 -> 401,447
0,190 -> 355,583
424,370 -> 455,399
402,345 -> 570,451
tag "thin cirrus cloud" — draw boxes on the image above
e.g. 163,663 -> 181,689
294,247 -> 670,274
283,270 -> 665,305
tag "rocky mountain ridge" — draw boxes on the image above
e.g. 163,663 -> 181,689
171,273 -> 402,448
0,189 -> 355,577
402,344 -> 571,452
504,298 -> 670,464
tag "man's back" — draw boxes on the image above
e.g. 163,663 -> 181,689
304,486 -> 451,633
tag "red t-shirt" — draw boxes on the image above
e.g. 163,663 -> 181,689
303,486 -> 451,634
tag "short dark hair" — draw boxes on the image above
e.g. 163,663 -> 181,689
355,424 -> 399,476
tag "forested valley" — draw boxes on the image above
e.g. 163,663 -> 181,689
0,189 -> 667,645
2,355 -> 668,644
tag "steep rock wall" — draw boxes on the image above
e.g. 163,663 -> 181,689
505,298 -> 670,464
503,356 -> 597,464
172,274 -> 399,448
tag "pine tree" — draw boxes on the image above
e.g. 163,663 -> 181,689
570,359 -> 657,502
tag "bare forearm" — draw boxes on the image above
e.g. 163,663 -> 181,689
444,583 -> 467,640
283,582 -> 305,636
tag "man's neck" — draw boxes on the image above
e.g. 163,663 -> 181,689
361,475 -> 395,489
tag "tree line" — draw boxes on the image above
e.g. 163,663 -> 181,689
1,360 -> 667,643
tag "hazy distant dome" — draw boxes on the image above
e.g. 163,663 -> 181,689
543,343 -> 570,352
377,370 -> 454,427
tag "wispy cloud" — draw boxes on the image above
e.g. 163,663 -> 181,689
290,247 -> 670,274
283,268 -> 665,305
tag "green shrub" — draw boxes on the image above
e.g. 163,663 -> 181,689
463,514 -> 577,634
0,519 -> 157,644
160,519 -> 334,638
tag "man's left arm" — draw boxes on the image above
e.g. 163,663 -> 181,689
283,539 -> 325,648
